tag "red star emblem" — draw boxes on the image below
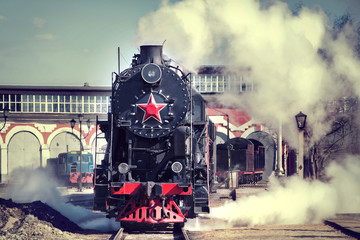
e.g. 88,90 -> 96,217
137,93 -> 167,123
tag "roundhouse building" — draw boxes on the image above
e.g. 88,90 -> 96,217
0,85 -> 111,182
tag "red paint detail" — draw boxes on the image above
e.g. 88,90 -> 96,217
116,196 -> 186,224
69,172 -> 93,184
111,183 -> 192,196
162,183 -> 192,195
137,93 -> 167,123
111,183 -> 142,195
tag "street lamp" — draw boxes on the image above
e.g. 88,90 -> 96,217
295,112 -> 307,129
70,114 -> 91,191
0,107 -> 10,131
295,111 -> 307,178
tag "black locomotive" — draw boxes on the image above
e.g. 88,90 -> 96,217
93,45 -> 214,226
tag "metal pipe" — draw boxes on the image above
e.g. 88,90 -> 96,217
118,47 -> 120,75
79,116 -> 83,192
276,120 -> 284,176
298,129 -> 304,178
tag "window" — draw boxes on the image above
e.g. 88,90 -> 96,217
206,75 -> 211,92
212,75 -> 218,92
72,104 -> 76,112
60,104 -> 64,112
53,103 -> 58,112
102,104 -> 107,113
29,103 -> 34,112
0,92 -> 110,113
200,76 -> 205,92
224,76 -> 229,91
218,75 -> 224,92
22,103 -> 28,112
35,103 -> 40,112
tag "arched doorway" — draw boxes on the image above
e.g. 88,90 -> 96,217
49,132 -> 80,158
8,131 -> 41,174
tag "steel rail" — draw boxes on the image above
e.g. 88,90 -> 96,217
181,227 -> 191,240
112,227 -> 124,240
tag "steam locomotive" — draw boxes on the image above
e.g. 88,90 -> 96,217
93,45 -> 214,227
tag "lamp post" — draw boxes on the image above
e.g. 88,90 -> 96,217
295,111 -> 307,179
70,114 -> 91,191
275,120 -> 284,176
0,107 -> 10,131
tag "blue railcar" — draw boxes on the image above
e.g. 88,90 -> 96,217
47,151 -> 94,187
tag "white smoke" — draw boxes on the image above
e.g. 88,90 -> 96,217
208,156 -> 360,226
137,1 -> 360,227
6,168 -> 118,232
137,0 -> 360,146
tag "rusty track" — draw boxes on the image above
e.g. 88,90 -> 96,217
112,225 -> 189,240
112,227 -> 125,240
181,227 -> 190,240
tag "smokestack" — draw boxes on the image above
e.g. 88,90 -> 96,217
140,45 -> 163,65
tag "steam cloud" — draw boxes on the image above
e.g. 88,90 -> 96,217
137,0 -> 360,146
208,155 -> 360,226
6,168 -> 118,232
137,0 -> 360,227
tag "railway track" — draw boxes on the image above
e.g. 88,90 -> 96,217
112,226 -> 190,240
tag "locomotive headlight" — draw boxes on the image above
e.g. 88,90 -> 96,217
141,63 -> 162,84
148,70 -> 156,78
118,163 -> 129,174
171,161 -> 183,174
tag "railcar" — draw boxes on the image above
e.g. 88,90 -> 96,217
216,137 -> 265,185
46,151 -> 94,187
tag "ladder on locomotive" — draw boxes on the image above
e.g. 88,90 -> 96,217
192,121 -> 210,214
94,115 -> 109,167
93,115 -> 111,211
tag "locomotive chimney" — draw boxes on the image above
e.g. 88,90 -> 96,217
140,45 -> 163,65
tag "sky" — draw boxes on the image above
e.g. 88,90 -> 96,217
0,0 -> 359,87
